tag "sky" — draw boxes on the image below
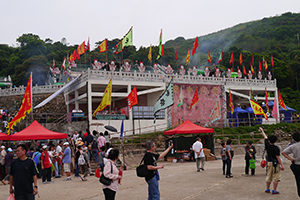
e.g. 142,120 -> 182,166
0,0 -> 299,50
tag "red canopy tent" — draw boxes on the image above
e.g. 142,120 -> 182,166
8,120 -> 67,141
0,132 -> 9,140
164,119 -> 214,135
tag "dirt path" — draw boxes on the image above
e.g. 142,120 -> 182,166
0,155 -> 298,199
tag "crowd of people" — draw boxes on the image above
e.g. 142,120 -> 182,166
1,126 -> 300,199
0,128 -> 122,199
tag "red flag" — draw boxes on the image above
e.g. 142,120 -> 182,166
271,55 -> 274,67
229,52 -> 234,65
74,49 -> 80,60
252,53 -> 254,66
229,89 -> 234,114
175,46 -> 178,61
265,88 -> 269,113
243,65 -> 247,75
190,87 -> 199,109
126,86 -> 138,109
259,61 -> 262,71
161,44 -> 164,56
52,59 -> 55,74
192,37 -> 198,56
278,90 -> 287,110
239,52 -> 243,65
218,51 -> 223,63
7,75 -> 32,134
262,56 -> 266,69
208,50 -> 211,63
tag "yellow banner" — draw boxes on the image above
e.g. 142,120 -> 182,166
77,41 -> 86,55
98,39 -> 107,53
93,78 -> 112,116
249,99 -> 268,120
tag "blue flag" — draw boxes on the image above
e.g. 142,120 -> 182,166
120,120 -> 124,138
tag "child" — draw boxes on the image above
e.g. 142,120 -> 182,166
259,127 -> 284,194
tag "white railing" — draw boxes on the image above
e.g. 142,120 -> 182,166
0,84 -> 64,96
0,69 -> 277,96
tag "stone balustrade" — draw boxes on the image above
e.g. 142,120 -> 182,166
0,68 -> 277,96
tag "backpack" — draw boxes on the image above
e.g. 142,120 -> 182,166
78,153 -> 86,165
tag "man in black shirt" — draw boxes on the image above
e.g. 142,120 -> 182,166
259,127 -> 284,195
144,140 -> 173,200
10,144 -> 38,200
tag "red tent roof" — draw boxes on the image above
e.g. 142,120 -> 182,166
9,120 -> 67,141
0,132 -> 9,140
164,119 -> 214,135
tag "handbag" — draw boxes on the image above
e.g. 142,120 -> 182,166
99,162 -> 113,186
249,158 -> 256,169
136,155 -> 149,177
260,159 -> 266,168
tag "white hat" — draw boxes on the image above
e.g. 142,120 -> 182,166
42,145 -> 48,149
82,147 -> 88,151
63,142 -> 69,146
0,146 -> 5,149
7,148 -> 13,152
77,137 -> 82,141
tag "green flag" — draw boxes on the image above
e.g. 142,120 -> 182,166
114,40 -> 123,54
154,78 -> 174,122
156,29 -> 164,60
122,27 -> 133,48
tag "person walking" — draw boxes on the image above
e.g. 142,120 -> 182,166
245,141 -> 256,176
62,142 -> 72,181
102,149 -> 122,200
259,127 -> 284,194
9,144 -> 38,200
104,131 -> 110,149
97,132 -> 106,149
41,145 -> 52,184
225,139 -> 233,178
192,137 -> 205,172
2,148 -> 14,185
282,131 -> 300,197
79,147 -> 90,181
0,145 -> 7,184
144,140 -> 173,200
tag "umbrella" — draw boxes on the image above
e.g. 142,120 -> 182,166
105,125 -> 117,132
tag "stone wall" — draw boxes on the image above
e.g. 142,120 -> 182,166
0,93 -> 67,116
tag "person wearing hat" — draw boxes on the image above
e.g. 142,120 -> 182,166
41,145 -> 52,184
62,142 -> 72,181
0,145 -> 7,185
2,148 -> 14,185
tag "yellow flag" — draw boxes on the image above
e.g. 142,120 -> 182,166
186,49 -> 190,64
249,99 -> 268,120
77,41 -> 86,55
93,78 -> 112,116
98,39 -> 107,53
148,45 -> 152,61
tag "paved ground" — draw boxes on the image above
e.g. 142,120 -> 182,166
0,154 -> 298,200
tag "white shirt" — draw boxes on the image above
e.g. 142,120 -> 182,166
193,141 -> 204,158
56,145 -> 62,158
